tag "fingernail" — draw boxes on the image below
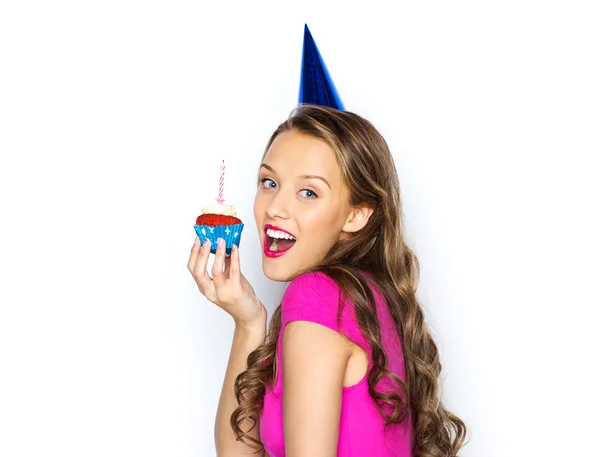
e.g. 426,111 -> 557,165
217,238 -> 225,248
193,237 -> 199,245
203,239 -> 210,248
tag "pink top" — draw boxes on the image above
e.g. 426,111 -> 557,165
259,272 -> 413,457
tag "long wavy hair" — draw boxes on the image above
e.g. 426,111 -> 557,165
231,104 -> 468,456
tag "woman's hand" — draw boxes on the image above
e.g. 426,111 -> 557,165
188,237 -> 267,328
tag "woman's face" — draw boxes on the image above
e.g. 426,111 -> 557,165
253,130 -> 353,282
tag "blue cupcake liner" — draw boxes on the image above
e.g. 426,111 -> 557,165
194,223 -> 244,256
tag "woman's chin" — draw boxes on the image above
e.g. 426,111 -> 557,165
262,261 -> 293,283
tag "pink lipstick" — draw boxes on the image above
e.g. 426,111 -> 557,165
263,224 -> 296,258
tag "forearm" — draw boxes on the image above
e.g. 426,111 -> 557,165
215,321 -> 266,457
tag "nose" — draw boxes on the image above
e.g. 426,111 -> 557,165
265,187 -> 291,220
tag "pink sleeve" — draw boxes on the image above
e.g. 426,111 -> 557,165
281,272 -> 367,350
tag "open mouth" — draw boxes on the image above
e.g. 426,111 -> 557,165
264,226 -> 296,256
266,234 -> 296,251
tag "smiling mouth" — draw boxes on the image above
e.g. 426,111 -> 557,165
266,235 -> 296,251
264,227 -> 296,255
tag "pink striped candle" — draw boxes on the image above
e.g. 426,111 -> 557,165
217,160 -> 225,204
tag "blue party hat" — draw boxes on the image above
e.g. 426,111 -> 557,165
299,24 -> 345,110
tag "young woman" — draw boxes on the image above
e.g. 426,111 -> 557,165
188,105 -> 468,457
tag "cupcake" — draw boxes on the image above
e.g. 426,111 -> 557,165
194,200 -> 244,256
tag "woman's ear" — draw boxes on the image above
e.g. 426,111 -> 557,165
342,205 -> 374,234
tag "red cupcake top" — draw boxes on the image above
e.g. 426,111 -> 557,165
196,214 -> 242,226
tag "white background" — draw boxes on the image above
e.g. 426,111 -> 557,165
1,1 -> 599,456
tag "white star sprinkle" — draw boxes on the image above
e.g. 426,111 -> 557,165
225,228 -> 231,235
234,232 -> 238,238
201,228 -> 206,235
209,227 -> 214,233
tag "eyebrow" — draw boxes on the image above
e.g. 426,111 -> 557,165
260,163 -> 332,189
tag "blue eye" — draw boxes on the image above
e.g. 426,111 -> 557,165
299,189 -> 318,199
260,178 -> 277,189
260,178 -> 318,200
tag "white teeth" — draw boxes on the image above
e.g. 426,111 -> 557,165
266,228 -> 296,240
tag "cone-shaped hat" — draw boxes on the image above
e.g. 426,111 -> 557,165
299,24 -> 345,110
